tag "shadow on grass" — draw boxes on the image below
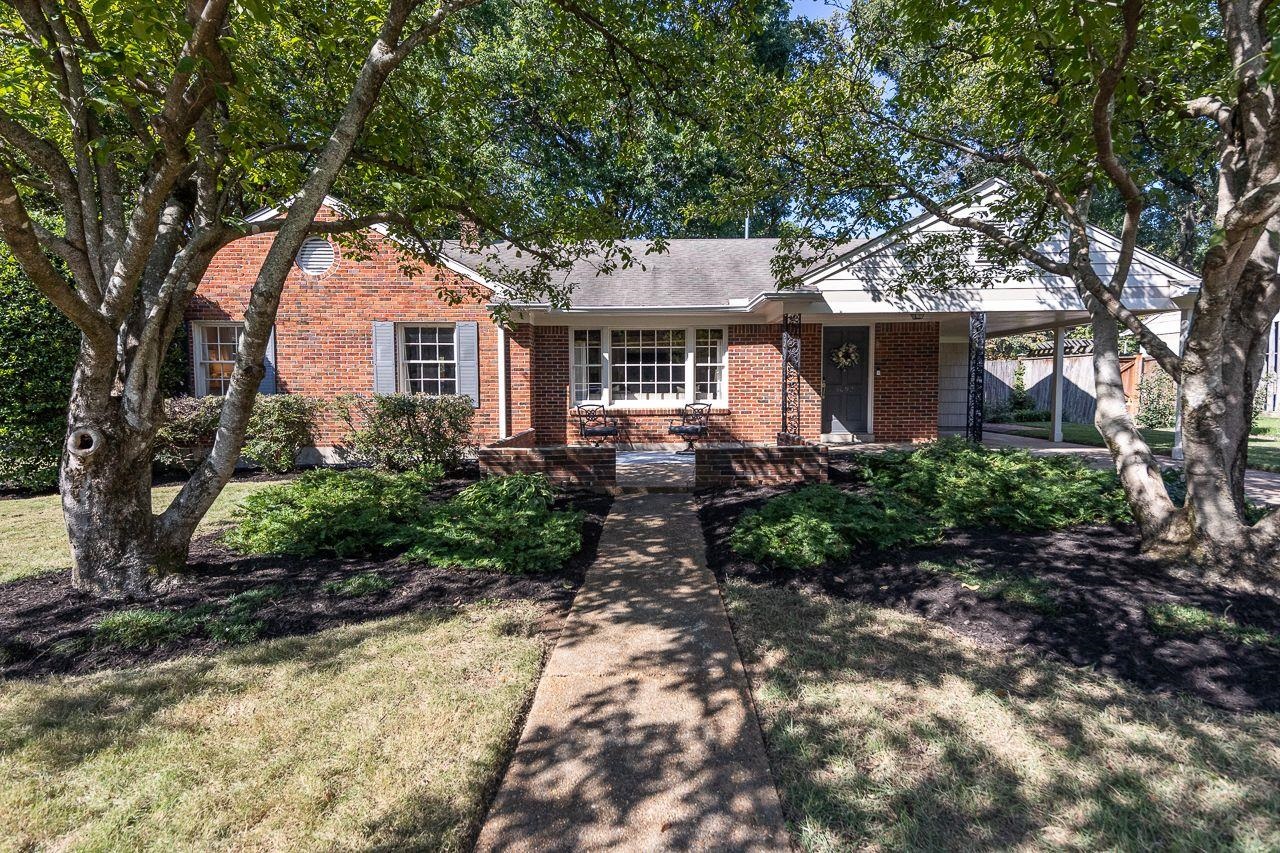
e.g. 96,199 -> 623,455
729,582 -> 1280,850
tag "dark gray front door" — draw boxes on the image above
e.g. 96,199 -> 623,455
822,326 -> 870,434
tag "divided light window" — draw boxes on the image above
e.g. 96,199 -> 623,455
196,323 -> 240,397
571,327 -> 726,406
400,325 -> 457,395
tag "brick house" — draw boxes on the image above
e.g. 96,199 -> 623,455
188,180 -> 1198,458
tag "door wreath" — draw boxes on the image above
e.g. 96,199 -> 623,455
828,341 -> 862,369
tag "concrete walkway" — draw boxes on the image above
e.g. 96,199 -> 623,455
476,493 -> 789,852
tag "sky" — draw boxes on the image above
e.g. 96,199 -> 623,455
788,0 -> 842,19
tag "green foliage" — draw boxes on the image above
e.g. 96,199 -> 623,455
1146,603 -> 1278,647
988,407 -> 1051,424
917,559 -> 1057,613
94,609 -> 193,649
336,394 -> 474,472
1009,361 -> 1035,411
1137,371 -> 1178,429
224,468 -> 442,558
241,396 -> 321,473
95,586 -> 285,649
323,572 -> 395,598
155,395 -> 319,473
730,484 -> 939,570
397,474 -> 583,574
733,439 -> 1130,569
862,438 -> 1131,531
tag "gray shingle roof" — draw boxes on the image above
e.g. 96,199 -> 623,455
446,238 -> 866,308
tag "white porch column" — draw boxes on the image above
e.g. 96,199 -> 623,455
496,324 -> 508,441
1050,325 -> 1065,443
1172,306 -> 1193,461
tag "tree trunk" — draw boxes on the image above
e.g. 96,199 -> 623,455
60,366 -> 180,598
1087,307 -> 1191,555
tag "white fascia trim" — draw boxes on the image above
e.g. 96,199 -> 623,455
240,194 -> 496,292
492,291 -> 823,315
801,176 -> 1202,293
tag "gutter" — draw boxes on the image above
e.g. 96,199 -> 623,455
487,290 -> 824,315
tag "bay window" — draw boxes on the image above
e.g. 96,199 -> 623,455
569,326 -> 726,406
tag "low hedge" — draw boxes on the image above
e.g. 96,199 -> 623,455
336,393 -> 474,472
224,467 -> 442,558
155,394 -> 320,474
224,469 -> 583,574
733,438 -> 1131,570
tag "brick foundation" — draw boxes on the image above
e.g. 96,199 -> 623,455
694,443 -> 829,488
476,445 -> 616,486
874,322 -> 940,442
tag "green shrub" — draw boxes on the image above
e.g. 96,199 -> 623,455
988,407 -> 1051,424
730,484 -> 939,570
397,474 -> 583,573
95,609 -> 195,649
242,396 -> 321,473
0,249 -> 79,491
223,467 -> 442,557
736,440 -> 1131,569
861,438 -> 1130,532
323,572 -> 395,598
1137,371 -> 1177,429
335,393 -> 474,472
155,394 -> 319,473
154,396 -> 222,471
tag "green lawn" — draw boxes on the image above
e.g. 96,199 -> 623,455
0,479 -> 281,584
0,604 -> 547,851
728,580 -> 1280,851
1002,416 -> 1280,472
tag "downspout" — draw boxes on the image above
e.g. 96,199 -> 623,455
497,324 -> 509,441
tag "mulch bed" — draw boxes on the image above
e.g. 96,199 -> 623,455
700,484 -> 1280,713
0,489 -> 610,681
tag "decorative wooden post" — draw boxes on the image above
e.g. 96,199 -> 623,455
781,313 -> 802,438
966,311 -> 987,443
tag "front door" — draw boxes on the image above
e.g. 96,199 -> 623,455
822,326 -> 870,434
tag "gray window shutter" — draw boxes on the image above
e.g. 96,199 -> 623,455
260,327 -> 278,394
372,321 -> 397,394
456,321 -> 480,407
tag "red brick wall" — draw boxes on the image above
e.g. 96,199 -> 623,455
527,322 -> 824,446
874,321 -> 940,442
187,207 -> 500,446
694,443 -> 828,488
476,446 -> 616,486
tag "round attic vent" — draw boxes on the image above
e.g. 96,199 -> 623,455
296,237 -> 336,275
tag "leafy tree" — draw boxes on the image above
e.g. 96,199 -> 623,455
741,0 -> 1280,572
0,0 -> 763,596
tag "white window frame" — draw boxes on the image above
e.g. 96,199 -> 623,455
568,325 -> 729,408
194,322 -> 241,397
397,323 -> 459,396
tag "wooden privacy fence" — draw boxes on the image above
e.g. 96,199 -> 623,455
985,354 -> 1146,423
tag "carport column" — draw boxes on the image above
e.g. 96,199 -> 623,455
1050,325 -> 1065,443
966,311 -> 986,442
1172,305 -> 1194,461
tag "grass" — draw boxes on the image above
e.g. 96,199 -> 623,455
727,580 -> 1280,851
323,572 -> 395,598
917,558 -> 1058,613
0,479 -> 281,584
0,603 -> 547,851
1147,603 -> 1280,648
1002,416 -> 1280,472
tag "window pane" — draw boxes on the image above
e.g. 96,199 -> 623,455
609,328 -> 688,402
573,329 -> 604,402
400,325 -> 457,397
